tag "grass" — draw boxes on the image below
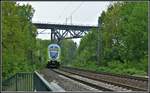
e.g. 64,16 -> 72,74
67,59 -> 147,76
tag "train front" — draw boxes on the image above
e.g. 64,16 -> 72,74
47,44 -> 60,68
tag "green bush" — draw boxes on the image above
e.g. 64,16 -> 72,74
69,60 -> 147,76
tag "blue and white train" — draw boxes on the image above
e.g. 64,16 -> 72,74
47,44 -> 61,68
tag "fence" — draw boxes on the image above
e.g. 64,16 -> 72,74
2,71 -> 51,91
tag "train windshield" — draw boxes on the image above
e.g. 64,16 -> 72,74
49,46 -> 59,59
50,51 -> 58,59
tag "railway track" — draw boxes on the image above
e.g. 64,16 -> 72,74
58,66 -> 148,91
52,69 -> 114,91
39,69 -> 102,91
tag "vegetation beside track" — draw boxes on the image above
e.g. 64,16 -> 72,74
2,2 -> 50,79
67,60 -> 147,76
65,2 -> 148,76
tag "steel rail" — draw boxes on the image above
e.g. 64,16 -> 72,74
59,66 -> 148,91
61,66 -> 148,81
52,69 -> 114,91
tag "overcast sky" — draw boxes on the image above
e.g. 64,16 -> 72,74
17,1 -> 110,45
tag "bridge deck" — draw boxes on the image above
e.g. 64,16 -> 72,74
33,23 -> 98,30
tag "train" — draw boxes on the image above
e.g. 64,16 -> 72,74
46,43 -> 61,68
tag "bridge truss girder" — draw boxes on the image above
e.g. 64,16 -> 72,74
34,23 -> 98,42
51,29 -> 88,42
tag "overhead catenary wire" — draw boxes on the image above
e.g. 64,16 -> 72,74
57,2 -> 71,23
69,2 -> 84,17
65,2 -> 84,24
37,2 -> 85,36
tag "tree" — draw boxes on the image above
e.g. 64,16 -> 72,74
71,1 -> 148,74
2,1 -> 37,79
60,39 -> 77,65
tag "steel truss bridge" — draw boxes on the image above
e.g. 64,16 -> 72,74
33,23 -> 98,42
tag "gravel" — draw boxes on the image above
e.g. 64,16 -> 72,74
60,67 -> 148,91
53,69 -> 132,92
39,69 -> 101,92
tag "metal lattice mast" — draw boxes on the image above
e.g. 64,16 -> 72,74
97,18 -> 102,65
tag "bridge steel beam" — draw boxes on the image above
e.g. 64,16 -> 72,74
33,23 -> 98,42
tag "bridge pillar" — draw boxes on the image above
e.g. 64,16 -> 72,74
51,28 -> 55,43
51,28 -> 60,43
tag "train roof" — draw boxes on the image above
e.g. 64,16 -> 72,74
48,43 -> 60,48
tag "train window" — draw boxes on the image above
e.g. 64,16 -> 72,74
49,47 -> 58,51
54,46 -> 58,48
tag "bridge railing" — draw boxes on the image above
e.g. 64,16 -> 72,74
2,71 -> 51,91
34,71 -> 52,91
32,21 -> 98,27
